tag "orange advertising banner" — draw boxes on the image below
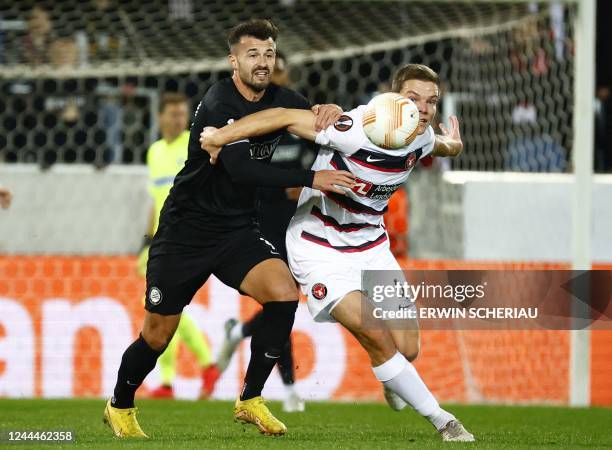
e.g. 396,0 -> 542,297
0,256 -> 610,405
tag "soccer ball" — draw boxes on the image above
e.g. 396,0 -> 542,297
362,93 -> 420,149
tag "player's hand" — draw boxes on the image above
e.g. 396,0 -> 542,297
438,115 -> 463,157
199,126 -> 222,164
0,187 -> 12,209
312,104 -> 343,132
312,170 -> 355,195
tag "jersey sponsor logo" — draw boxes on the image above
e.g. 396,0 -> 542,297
149,287 -> 163,305
350,176 -> 402,200
366,156 -> 385,163
250,135 -> 282,159
311,283 -> 328,300
352,179 -> 373,196
333,115 -> 353,132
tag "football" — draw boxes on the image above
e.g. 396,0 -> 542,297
362,92 -> 420,149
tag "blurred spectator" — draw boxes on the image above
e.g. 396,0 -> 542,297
595,85 -> 612,173
505,14 -> 567,172
6,30 -> 90,168
14,5 -> 55,65
49,35 -> 79,69
77,0 -> 127,64
74,0 -> 128,164
46,36 -> 84,164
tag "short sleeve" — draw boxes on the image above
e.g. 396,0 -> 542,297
314,105 -> 368,155
195,82 -> 241,129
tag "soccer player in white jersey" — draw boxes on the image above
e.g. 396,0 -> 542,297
201,64 -> 474,442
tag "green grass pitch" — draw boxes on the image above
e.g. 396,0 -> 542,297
1,399 -> 611,449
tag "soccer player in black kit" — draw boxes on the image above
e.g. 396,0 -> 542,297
216,52 -> 314,413
103,19 -> 354,438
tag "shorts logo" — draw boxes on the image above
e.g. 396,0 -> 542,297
149,287 -> 163,305
311,283 -> 327,300
334,115 -> 353,132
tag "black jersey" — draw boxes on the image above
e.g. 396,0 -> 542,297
156,78 -> 314,244
256,133 -> 317,257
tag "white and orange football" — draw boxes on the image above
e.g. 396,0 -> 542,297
362,92 -> 420,149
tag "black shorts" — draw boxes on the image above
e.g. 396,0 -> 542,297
144,224 -> 282,315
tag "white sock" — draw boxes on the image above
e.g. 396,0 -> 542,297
372,352 -> 455,430
283,382 -> 297,398
229,322 -> 244,342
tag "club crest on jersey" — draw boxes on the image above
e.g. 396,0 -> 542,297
311,283 -> 327,300
334,115 -> 353,132
149,287 -> 163,305
406,152 -> 418,169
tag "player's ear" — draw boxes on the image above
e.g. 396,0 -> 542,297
228,54 -> 236,68
228,54 -> 238,71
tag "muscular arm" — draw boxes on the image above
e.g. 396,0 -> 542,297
219,141 -> 315,188
214,118 -> 355,194
207,108 -> 319,148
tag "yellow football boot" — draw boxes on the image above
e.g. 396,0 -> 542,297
234,396 -> 287,436
103,398 -> 148,438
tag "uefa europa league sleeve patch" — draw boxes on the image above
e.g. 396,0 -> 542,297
311,283 -> 328,300
334,115 -> 353,132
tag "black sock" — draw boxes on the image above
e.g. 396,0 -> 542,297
111,334 -> 163,408
241,310 -> 264,338
277,338 -> 295,385
240,301 -> 298,401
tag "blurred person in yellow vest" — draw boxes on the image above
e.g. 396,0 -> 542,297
138,92 -> 220,399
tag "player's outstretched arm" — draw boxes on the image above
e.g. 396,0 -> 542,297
218,141 -> 354,194
432,115 -> 463,157
200,108 -> 318,163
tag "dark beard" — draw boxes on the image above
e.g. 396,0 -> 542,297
245,78 -> 268,93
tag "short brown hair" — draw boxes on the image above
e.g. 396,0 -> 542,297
159,92 -> 187,113
391,64 -> 439,93
227,19 -> 278,50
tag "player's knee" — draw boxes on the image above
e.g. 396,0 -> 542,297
142,319 -> 176,352
266,282 -> 299,301
142,329 -> 172,352
401,342 -> 420,362
395,330 -> 420,362
356,328 -> 395,361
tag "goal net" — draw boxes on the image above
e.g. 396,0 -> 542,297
1,0 -> 609,406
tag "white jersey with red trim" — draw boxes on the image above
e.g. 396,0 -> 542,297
287,105 -> 435,253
